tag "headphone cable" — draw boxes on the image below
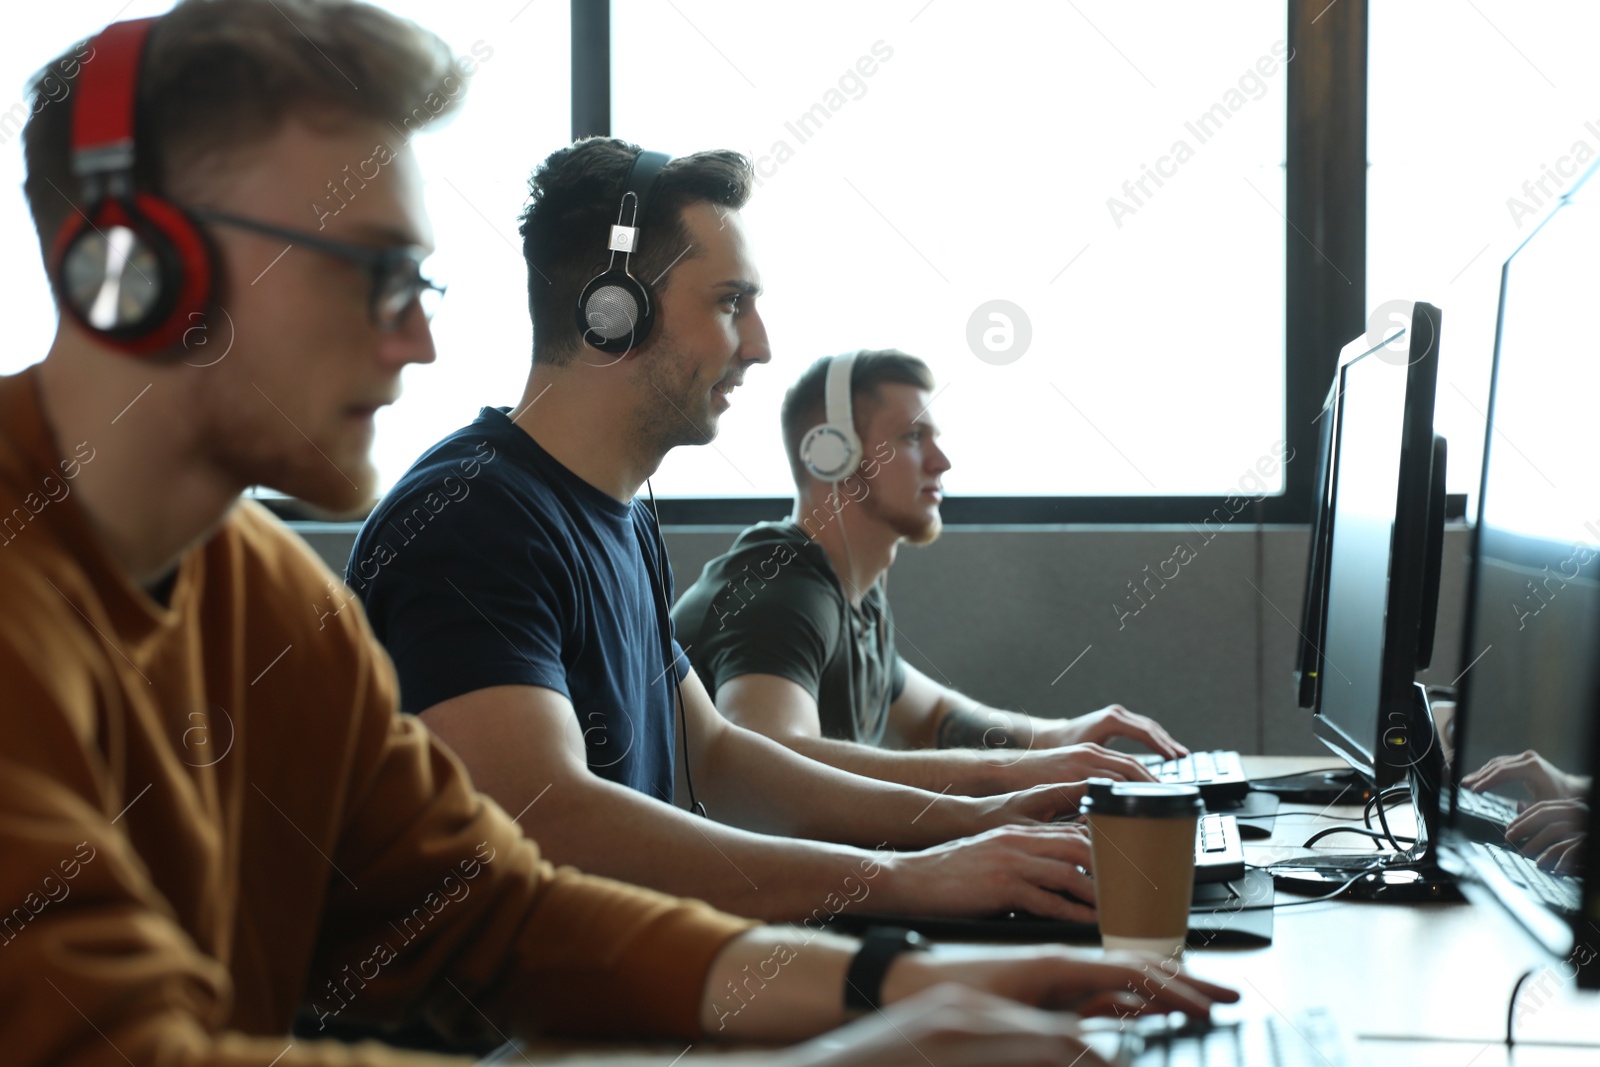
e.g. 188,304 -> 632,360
646,480 -> 706,818
832,482 -> 890,741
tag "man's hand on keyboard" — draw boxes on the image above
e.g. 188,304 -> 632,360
888,822 -> 1098,922
782,985 -> 1114,1067
881,947 -> 1241,1025
1508,797 -> 1589,873
1041,704 -> 1190,760
1001,742 -> 1159,794
1463,749 -> 1589,802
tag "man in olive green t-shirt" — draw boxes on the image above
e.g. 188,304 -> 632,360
673,350 -> 1190,801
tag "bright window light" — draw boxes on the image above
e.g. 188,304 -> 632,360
616,0 -> 1287,497
5,2 -> 1287,499
1369,0 -> 1600,511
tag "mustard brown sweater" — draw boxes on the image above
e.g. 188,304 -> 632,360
0,367 -> 756,1066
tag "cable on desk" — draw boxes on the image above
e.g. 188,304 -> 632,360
1369,783 -> 1408,851
1363,785 -> 1409,822
1507,966 -> 1538,1046
1300,825 -> 1416,848
1361,787 -> 1412,851
1225,870 -> 1368,910
1235,819 -> 1376,825
1357,1033 -> 1600,1049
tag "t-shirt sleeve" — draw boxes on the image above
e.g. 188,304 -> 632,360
692,562 -> 843,702
350,480 -> 572,713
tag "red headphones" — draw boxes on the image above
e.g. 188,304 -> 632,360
48,17 -> 217,355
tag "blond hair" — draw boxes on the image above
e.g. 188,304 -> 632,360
23,0 -> 464,258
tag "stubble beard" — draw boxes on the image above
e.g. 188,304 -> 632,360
200,377 -> 378,516
634,333 -> 720,454
859,481 -> 942,546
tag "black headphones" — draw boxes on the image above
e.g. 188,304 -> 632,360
50,17 -> 220,355
577,148 -> 702,812
574,149 -> 672,355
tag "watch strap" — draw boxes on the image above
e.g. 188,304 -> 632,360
843,926 -> 929,1012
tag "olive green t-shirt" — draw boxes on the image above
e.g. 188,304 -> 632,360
671,521 -> 906,744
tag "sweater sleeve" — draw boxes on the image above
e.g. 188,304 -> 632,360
0,519 -> 755,1067
0,579 -> 474,1067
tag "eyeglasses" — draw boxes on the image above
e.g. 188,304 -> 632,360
187,208 -> 446,331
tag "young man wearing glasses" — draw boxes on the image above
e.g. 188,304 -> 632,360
1,3 -> 1232,1065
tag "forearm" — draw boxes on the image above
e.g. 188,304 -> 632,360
699,928 -> 857,1042
771,731 -> 1015,796
502,769 -> 893,921
698,723 -> 993,847
932,700 -> 1061,751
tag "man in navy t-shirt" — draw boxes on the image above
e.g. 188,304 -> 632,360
350,407 -> 679,800
352,138 -> 1108,926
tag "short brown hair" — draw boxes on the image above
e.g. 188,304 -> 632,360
517,138 -> 755,367
23,0 -> 464,260
781,350 -> 936,486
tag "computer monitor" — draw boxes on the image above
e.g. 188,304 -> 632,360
1439,160 -> 1600,984
1293,379 -> 1339,712
1292,376 -> 1454,713
1313,302 -> 1443,792
1269,304 -> 1460,899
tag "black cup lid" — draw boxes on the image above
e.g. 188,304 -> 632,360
1078,778 -> 1203,818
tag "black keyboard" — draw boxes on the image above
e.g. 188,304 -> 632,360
1457,788 -> 1520,825
1080,1007 -> 1356,1066
1195,813 -> 1246,884
1453,789 -> 1522,843
1142,750 -> 1252,804
1466,839 -> 1581,914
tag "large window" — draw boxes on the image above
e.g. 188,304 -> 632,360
0,1 -> 568,494
10,4 -> 1402,510
616,1 -> 1288,499
21,4 -> 1584,518
364,1 -> 570,491
1369,0 -> 1600,513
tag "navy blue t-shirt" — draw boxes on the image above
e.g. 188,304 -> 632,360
347,407 -> 681,801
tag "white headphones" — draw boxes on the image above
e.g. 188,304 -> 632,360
799,352 -> 863,483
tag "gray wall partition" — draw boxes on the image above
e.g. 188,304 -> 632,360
296,522 -> 1470,759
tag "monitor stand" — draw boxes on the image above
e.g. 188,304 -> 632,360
1268,849 -> 1462,902
1253,768 -> 1372,806
1268,684 -> 1464,902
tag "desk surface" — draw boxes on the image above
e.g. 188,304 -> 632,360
524,757 -> 1600,1064
1155,756 -> 1599,1063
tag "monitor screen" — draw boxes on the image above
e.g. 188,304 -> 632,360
1443,164 -> 1600,977
1294,377 -> 1339,711
1313,304 -> 1441,789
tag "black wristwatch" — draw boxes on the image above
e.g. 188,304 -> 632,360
843,926 -> 930,1012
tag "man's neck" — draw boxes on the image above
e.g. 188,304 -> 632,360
794,492 -> 898,606
36,343 -> 241,591
510,364 -> 662,503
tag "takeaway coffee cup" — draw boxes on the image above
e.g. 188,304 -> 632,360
1079,779 -> 1203,960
